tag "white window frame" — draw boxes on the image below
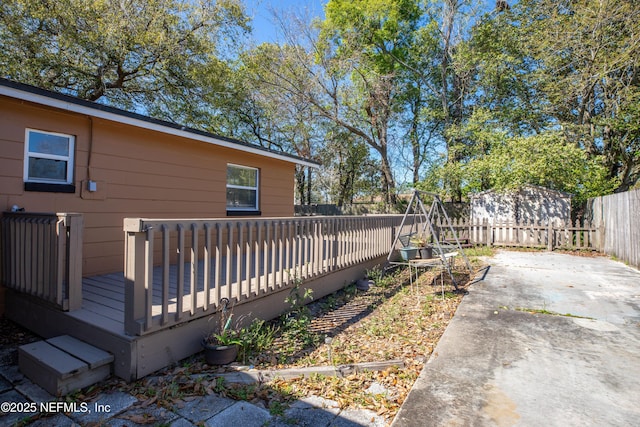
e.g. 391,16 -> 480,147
24,128 -> 75,185
226,164 -> 260,211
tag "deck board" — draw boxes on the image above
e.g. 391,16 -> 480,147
65,308 -> 128,336
83,290 -> 124,312
82,298 -> 123,320
83,279 -> 125,302
77,254 -> 297,333
79,260 -> 223,332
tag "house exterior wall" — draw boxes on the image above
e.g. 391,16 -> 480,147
0,96 -> 296,276
470,185 -> 571,225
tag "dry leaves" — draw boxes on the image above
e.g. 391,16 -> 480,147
117,262 -> 476,424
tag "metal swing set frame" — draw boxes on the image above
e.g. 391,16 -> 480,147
387,190 -> 473,291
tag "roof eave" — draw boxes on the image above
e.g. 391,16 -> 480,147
0,80 -> 320,169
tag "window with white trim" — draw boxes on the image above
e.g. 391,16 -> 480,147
226,164 -> 259,212
24,129 -> 75,187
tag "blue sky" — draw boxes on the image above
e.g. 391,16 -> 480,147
244,0 -> 327,44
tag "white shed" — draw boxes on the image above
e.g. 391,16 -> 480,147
470,185 -> 571,225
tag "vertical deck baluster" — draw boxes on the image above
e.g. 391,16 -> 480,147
13,218 -> 21,291
176,224 -> 185,322
203,223 -> 212,311
318,219 -> 324,273
214,223 -> 222,307
256,220 -> 264,293
327,218 -> 334,271
271,221 -> 278,288
352,217 -> 358,265
278,220 -> 284,288
294,220 -> 301,280
315,219 -> 322,275
225,222 -> 233,301
31,218 -> 44,298
291,220 -> 299,282
246,221 -> 253,297
308,220 -> 315,277
236,221 -> 244,300
39,218 -> 49,298
33,219 -> 42,298
144,227 -> 154,331
55,219 -> 65,306
348,218 -> 354,266
262,221 -> 269,291
358,218 -> 363,262
351,218 -> 358,264
10,219 -> 18,289
190,223 -> 198,315
314,218 -> 319,274
335,218 -> 341,269
341,218 -> 347,267
303,220 -> 310,279
299,220 -> 304,276
161,225 -> 170,325
367,217 -> 373,260
284,220 -> 292,284
320,218 -> 328,272
48,217 -> 57,302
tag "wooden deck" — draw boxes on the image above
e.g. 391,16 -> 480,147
7,255 -> 387,381
5,214 -> 399,381
77,272 -> 127,335
76,257 -> 262,336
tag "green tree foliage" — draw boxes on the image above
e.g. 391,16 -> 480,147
465,130 -> 618,204
2,0 -> 635,205
317,0 -> 425,205
0,0 -> 248,125
462,0 -> 640,194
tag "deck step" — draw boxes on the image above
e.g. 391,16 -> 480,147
18,336 -> 113,396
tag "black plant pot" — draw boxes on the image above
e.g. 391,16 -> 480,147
418,247 -> 433,259
202,340 -> 238,365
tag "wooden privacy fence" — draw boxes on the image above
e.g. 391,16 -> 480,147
586,189 -> 640,269
0,212 -> 83,311
432,218 -> 599,251
123,215 -> 401,335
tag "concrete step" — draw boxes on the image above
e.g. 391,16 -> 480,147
18,335 -> 113,396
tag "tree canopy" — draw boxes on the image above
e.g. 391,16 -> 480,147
0,0 -> 249,125
2,0 -> 637,207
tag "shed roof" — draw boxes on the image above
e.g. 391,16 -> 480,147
0,78 -> 319,168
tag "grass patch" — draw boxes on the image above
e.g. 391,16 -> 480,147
463,246 -> 496,257
514,307 -> 594,319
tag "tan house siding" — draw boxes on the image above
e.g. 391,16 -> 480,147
1,96 -> 297,276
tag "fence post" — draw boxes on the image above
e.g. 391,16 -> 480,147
61,213 -> 83,311
547,221 -> 553,251
124,219 -> 147,335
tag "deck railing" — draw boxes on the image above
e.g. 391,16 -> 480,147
0,212 -> 83,311
123,215 -> 402,335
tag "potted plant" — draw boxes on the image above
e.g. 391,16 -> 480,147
398,246 -> 418,261
202,298 -> 241,365
411,234 -> 433,259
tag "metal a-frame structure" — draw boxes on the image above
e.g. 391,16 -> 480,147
387,190 -> 473,290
